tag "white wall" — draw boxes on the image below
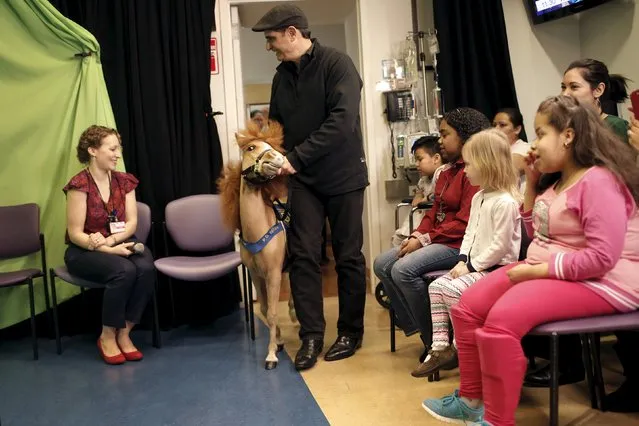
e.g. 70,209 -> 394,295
580,1 -> 638,117
240,24 -> 347,85
503,0 -> 638,137
502,0 -> 581,139
358,0 -> 415,274
344,7 -> 360,75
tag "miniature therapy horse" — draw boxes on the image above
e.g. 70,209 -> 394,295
217,121 -> 295,370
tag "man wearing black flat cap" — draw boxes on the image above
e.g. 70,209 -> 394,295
253,4 -> 368,371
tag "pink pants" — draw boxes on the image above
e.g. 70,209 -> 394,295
451,262 -> 617,426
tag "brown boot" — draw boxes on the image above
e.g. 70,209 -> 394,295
411,346 -> 457,378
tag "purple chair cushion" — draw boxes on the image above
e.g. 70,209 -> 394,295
0,269 -> 42,287
165,194 -> 234,252
530,311 -> 639,335
0,203 -> 40,259
53,266 -> 105,289
154,251 -> 241,281
135,202 -> 151,243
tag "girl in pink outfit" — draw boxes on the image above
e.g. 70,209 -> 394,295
422,95 -> 639,426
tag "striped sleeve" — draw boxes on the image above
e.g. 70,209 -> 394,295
521,208 -> 533,239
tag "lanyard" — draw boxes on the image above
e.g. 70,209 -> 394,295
86,169 -> 116,220
436,178 -> 450,223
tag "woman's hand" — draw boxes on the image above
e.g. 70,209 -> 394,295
398,238 -> 422,258
88,232 -> 106,249
506,263 -> 549,284
412,195 -> 425,207
450,261 -> 469,279
110,242 -> 135,257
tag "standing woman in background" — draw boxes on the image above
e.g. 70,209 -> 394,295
561,58 -> 630,143
64,125 -> 156,365
493,108 -> 528,189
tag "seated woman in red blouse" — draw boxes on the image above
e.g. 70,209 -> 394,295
64,125 -> 156,365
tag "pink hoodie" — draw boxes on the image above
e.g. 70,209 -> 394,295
523,167 -> 639,312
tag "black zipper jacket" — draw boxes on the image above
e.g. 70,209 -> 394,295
269,39 -> 369,195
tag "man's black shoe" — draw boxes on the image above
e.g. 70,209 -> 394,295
523,364 -> 585,387
294,338 -> 323,371
324,335 -> 362,361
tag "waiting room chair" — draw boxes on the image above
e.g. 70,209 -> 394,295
0,203 -> 50,360
49,201 -> 161,354
153,194 -> 252,339
529,310 -> 639,426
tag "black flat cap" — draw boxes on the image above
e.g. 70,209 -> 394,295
251,4 -> 308,32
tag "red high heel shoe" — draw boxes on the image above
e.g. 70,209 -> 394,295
117,340 -> 144,361
97,339 -> 126,365
120,348 -> 144,362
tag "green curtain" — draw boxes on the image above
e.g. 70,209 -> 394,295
0,0 -> 118,329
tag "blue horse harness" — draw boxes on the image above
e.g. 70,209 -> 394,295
239,200 -> 290,255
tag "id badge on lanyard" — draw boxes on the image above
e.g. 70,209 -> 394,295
108,210 -> 126,234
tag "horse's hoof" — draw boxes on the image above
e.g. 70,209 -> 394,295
265,361 -> 278,370
277,344 -> 284,352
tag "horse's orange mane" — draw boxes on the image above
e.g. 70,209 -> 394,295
216,120 -> 288,231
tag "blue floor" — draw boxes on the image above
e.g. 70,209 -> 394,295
0,312 -> 328,426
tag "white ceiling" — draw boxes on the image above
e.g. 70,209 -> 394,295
238,0 -> 357,28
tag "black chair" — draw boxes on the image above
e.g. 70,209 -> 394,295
0,203 -> 50,360
49,201 -> 161,354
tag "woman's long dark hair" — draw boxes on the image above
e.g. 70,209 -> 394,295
537,96 -> 639,205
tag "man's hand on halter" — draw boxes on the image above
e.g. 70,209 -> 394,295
278,157 -> 297,175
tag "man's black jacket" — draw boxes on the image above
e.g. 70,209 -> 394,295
269,39 -> 369,196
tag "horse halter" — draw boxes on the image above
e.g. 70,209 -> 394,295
241,148 -> 277,186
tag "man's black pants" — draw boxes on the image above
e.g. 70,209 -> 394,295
288,178 -> 367,341
65,242 -> 156,329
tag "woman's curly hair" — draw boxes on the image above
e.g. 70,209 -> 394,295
76,125 -> 121,164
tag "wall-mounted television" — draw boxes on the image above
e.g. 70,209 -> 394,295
526,0 -> 614,24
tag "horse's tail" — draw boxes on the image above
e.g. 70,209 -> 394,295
216,161 -> 242,231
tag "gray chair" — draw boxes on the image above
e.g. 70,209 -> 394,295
529,311 -> 639,426
0,203 -> 50,360
49,201 -> 161,354
153,194 -> 252,339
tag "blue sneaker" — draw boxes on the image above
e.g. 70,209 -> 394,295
422,389 -> 484,424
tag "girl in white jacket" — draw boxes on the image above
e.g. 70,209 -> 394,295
411,128 -> 522,378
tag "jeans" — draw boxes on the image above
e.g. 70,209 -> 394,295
373,243 -> 459,345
